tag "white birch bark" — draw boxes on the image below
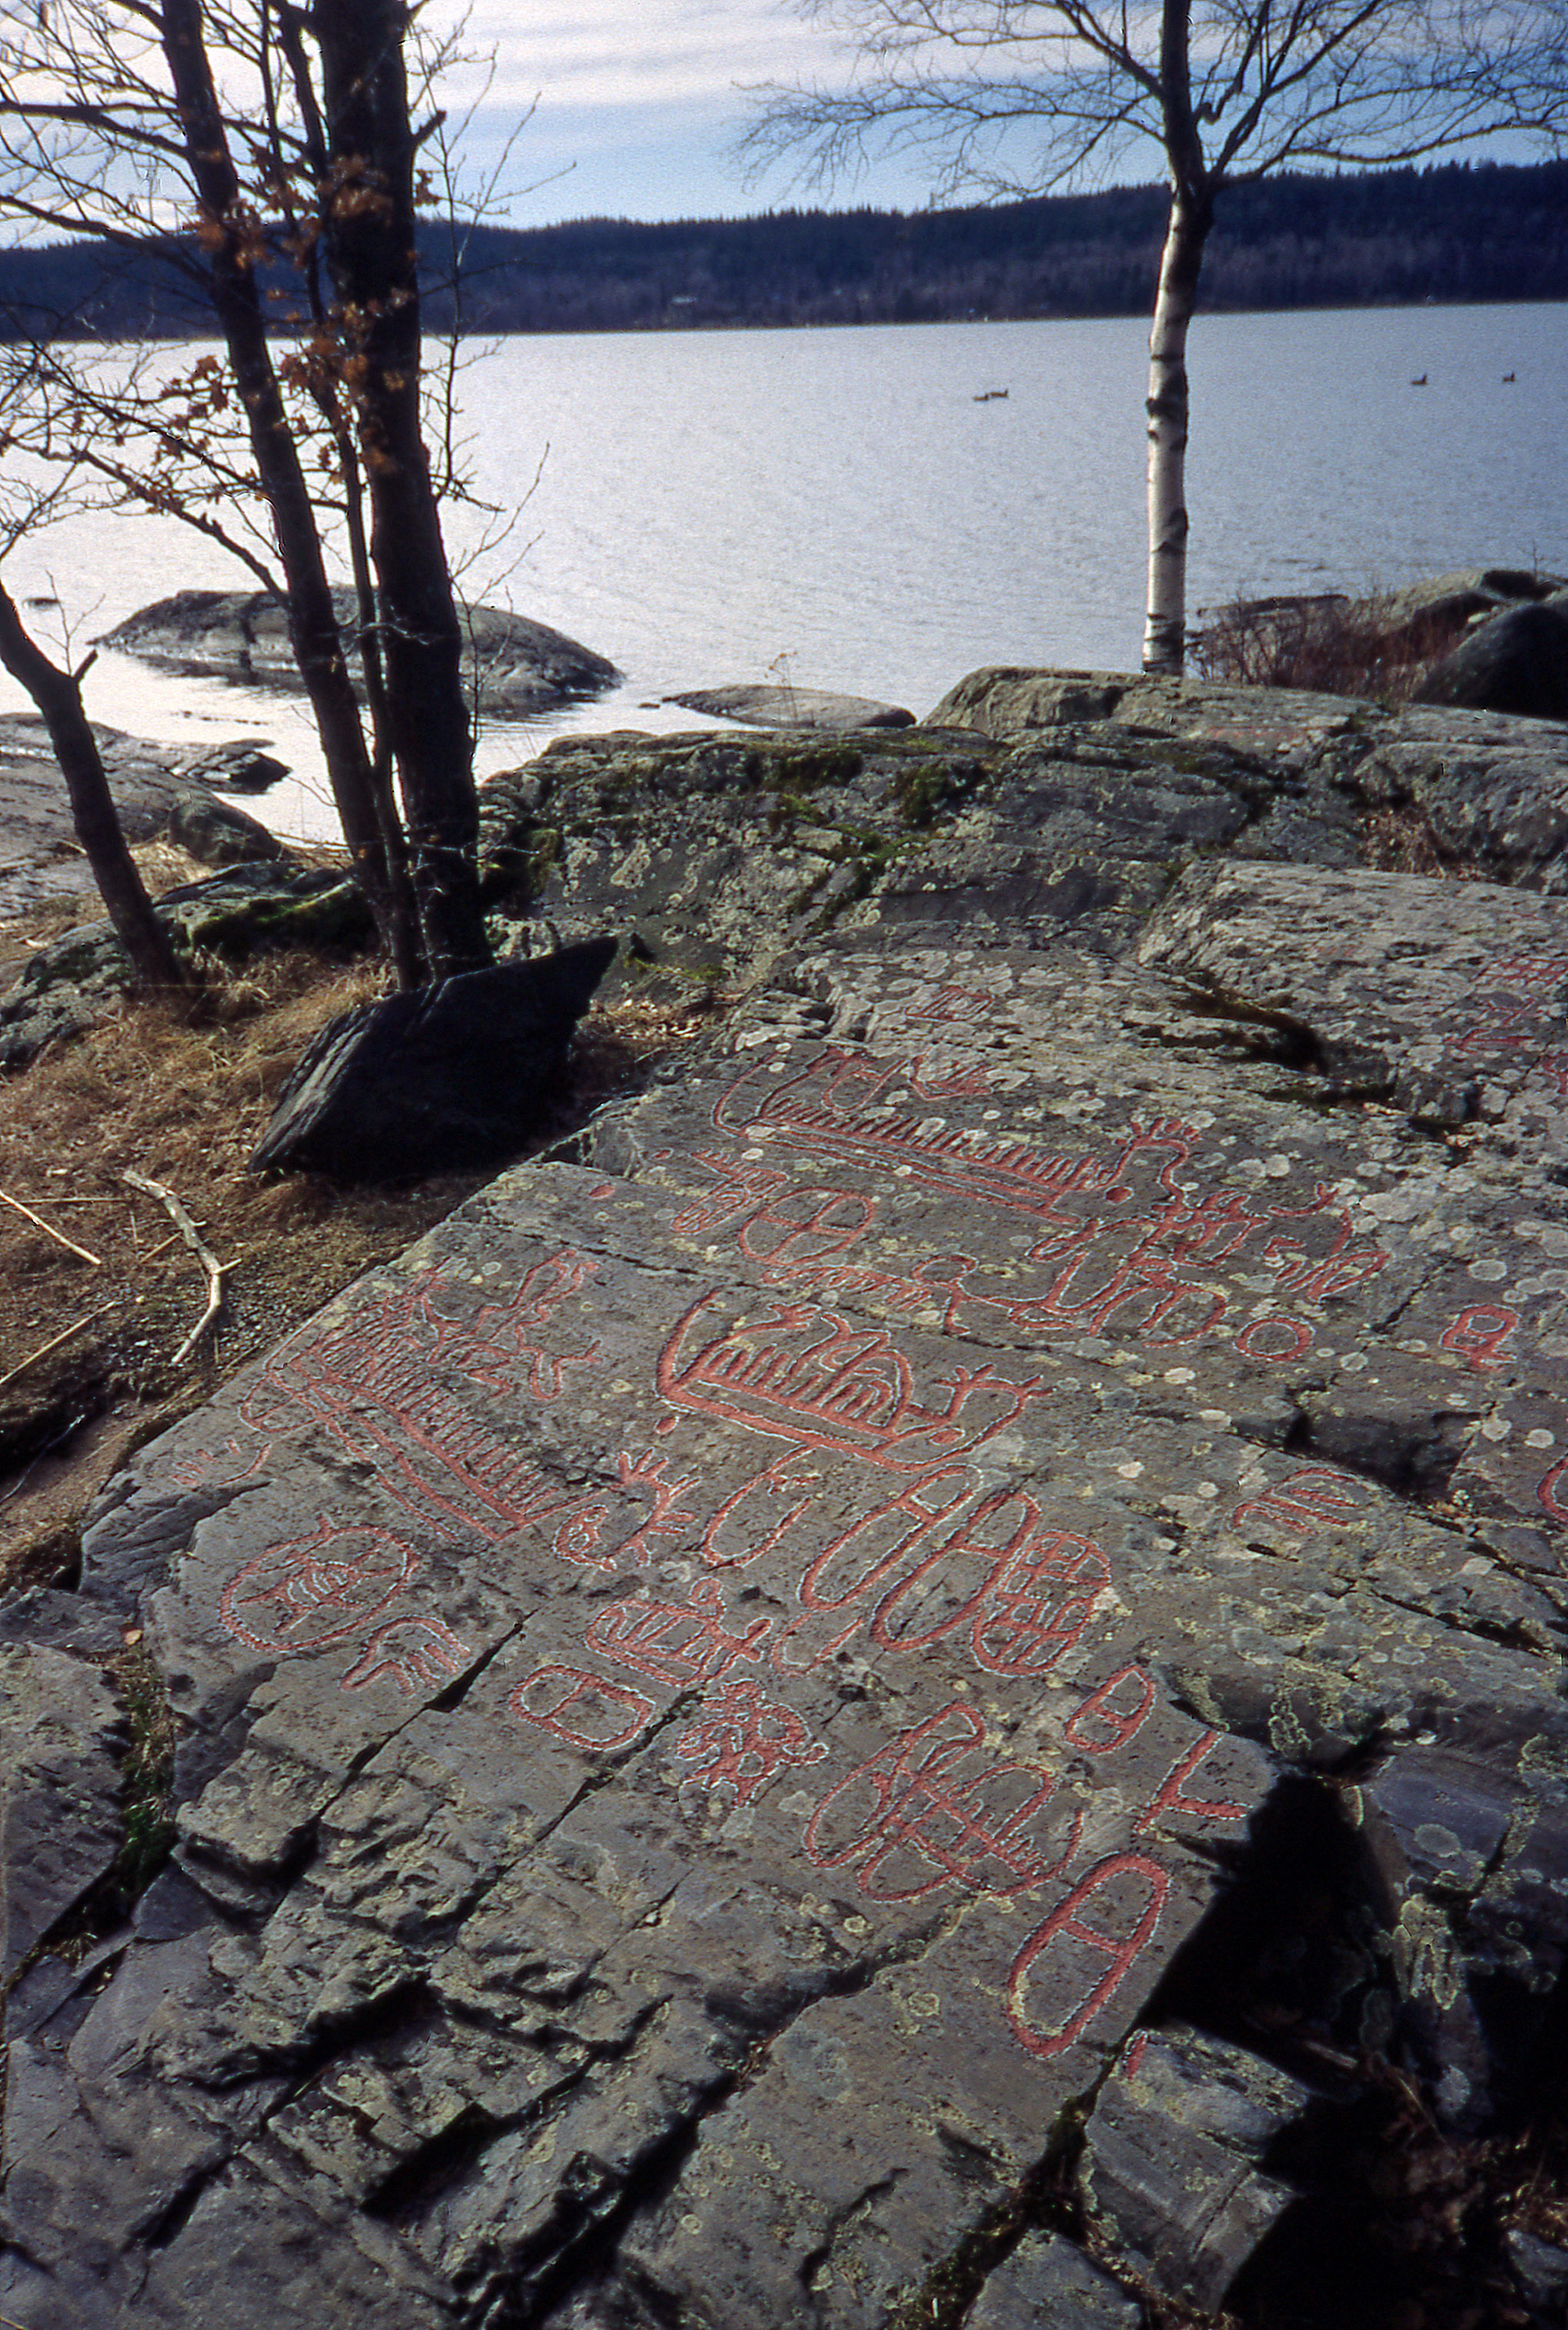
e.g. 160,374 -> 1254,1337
1142,198 -> 1201,674
1143,0 -> 1212,676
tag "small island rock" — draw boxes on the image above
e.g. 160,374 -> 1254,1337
99,588 -> 620,717
668,682 -> 916,729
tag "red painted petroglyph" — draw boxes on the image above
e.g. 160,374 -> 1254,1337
1234,1315 -> 1315,1363
1440,1304 -> 1521,1370
804,1702 -> 1081,1902
714,1052 -> 1191,1218
1538,1443 -> 1568,1527
234,1253 -> 601,1549
670,1158 -> 810,1241
1006,1853 -> 1171,2060
682,1162 -> 877,1278
1133,1729 -> 1251,1837
904,983 -> 994,1026
550,1451 -> 699,1570
705,1055 -> 1385,1347
769,1469 -> 1109,1678
1065,1665 -> 1158,1754
1457,956 -> 1568,1054
218,1520 -> 420,1655
905,1056 -> 995,1101
701,1453 -> 825,1570
1230,1467 -> 1370,1534
656,1294 -> 1051,1470
507,1663 -> 655,1752
340,1616 -> 471,1693
166,1432 -> 273,1490
874,1510 -> 1110,1677
672,1681 -> 827,1808
675,1155 -> 986,1323
895,986 -> 999,1098
585,1578 -> 771,1691
189,1029 -> 1281,2072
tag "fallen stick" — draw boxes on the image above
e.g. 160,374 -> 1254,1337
0,1186 -> 102,1267
0,1299 -> 118,1394
121,1168 -> 231,1365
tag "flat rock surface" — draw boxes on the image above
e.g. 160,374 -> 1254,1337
668,685 -> 917,731
7,674 -> 1568,2328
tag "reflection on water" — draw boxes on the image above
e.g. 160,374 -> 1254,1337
1,305 -> 1562,844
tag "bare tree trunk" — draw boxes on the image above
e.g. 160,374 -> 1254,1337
158,0 -> 425,989
1142,0 -> 1213,676
314,0 -> 492,979
0,585 -> 184,993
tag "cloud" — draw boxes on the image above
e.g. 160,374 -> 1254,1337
432,1 -> 848,114
419,1 -> 940,220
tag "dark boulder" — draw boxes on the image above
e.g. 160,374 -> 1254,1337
1414,593 -> 1568,719
171,738 -> 288,794
250,936 -> 617,1181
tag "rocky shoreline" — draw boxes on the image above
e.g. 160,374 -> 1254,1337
4,665 -> 1568,2328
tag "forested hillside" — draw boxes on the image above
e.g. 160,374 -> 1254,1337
1,159 -> 1563,339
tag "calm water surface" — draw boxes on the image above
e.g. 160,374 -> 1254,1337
2,304 -> 1563,841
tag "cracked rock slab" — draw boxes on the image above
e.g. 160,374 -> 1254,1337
0,1642 -> 124,1981
7,895 -> 1568,2325
1139,857 -> 1568,1132
1080,2025 -> 1311,2311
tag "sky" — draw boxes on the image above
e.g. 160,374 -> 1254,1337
428,2 -> 946,224
422,2 -> 1557,230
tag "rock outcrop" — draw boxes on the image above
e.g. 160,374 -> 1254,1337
0,713 -> 289,920
100,589 -> 621,717
0,863 -> 373,1071
5,671 -> 1568,2330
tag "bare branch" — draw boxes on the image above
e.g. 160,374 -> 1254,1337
741,0 -> 1566,679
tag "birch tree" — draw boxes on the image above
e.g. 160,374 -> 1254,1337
741,0 -> 1568,671
0,0 -> 495,981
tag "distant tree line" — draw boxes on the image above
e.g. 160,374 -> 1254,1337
0,158 -> 1563,340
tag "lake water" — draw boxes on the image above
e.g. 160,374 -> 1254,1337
2,303 -> 1563,843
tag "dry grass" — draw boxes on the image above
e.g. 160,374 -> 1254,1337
1191,592 -> 1467,702
0,854 -> 707,1593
